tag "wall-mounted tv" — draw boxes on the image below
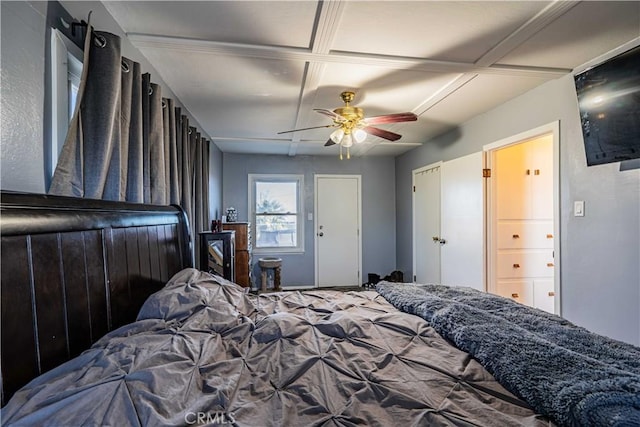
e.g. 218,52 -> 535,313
574,44 -> 640,166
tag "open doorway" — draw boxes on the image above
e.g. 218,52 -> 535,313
484,122 -> 561,314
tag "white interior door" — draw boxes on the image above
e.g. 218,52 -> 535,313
413,165 -> 441,284
440,152 -> 484,290
315,175 -> 361,287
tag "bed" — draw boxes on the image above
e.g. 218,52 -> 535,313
0,191 -> 191,405
1,192 -> 638,426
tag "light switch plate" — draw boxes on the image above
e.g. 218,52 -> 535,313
574,200 -> 585,217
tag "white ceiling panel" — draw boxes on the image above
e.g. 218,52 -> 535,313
104,1 -> 319,48
315,62 -> 462,114
333,1 -> 552,62
499,1 -> 640,69
138,48 -> 306,139
418,76 -> 545,131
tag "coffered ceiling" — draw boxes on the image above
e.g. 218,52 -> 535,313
98,1 -> 639,157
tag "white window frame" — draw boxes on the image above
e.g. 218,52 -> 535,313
248,174 -> 305,254
49,28 -> 83,181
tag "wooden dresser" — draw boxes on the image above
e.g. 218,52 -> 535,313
222,222 -> 252,288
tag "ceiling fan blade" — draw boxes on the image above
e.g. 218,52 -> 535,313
324,138 -> 336,147
277,124 -> 334,135
364,126 -> 402,141
314,108 -> 345,121
364,112 -> 417,125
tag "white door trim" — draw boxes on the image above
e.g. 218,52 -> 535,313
412,162 -> 442,283
483,121 -> 561,314
314,174 -> 362,288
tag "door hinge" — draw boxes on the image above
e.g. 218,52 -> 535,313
413,185 -> 416,192
413,275 -> 416,282
483,168 -> 491,178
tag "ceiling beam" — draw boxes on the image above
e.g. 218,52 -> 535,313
128,33 -> 571,79
288,1 -> 346,156
310,0 -> 345,55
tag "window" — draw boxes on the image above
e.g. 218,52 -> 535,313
249,174 -> 304,253
49,28 -> 83,181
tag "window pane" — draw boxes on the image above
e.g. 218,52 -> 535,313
68,81 -> 79,120
256,182 -> 297,213
256,215 -> 297,247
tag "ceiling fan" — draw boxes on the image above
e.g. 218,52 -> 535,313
278,91 -> 418,159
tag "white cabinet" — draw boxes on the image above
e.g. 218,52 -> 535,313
496,251 -> 555,279
496,222 -> 554,249
496,278 -> 555,313
532,279 -> 555,313
496,280 -> 533,306
490,135 -> 555,313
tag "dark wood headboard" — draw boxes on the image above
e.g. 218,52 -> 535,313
0,191 -> 193,405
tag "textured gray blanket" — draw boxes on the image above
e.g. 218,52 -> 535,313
376,282 -> 640,427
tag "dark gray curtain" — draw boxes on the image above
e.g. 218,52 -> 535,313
122,58 -> 143,203
193,130 -> 204,267
49,27 -> 211,263
49,29 -> 124,200
163,98 -> 180,205
147,81 -> 165,205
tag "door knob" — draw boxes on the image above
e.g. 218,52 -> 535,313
318,232 -> 324,237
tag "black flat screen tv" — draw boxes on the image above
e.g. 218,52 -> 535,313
574,44 -> 640,166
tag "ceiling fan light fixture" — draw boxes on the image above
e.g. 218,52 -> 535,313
330,128 -> 344,143
279,91 -> 417,160
353,128 -> 367,143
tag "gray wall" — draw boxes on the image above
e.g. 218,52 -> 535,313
222,153 -> 397,288
209,144 -> 223,221
0,1 -> 222,219
396,74 -> 640,345
1,1 -> 48,193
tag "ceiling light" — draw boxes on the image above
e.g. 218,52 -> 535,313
353,128 -> 367,143
332,126 -> 368,160
342,133 -> 353,148
330,128 -> 344,143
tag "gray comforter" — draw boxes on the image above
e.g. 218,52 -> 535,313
2,269 -> 550,426
377,282 -> 640,427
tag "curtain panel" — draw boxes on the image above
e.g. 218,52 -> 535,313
49,26 -> 210,265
